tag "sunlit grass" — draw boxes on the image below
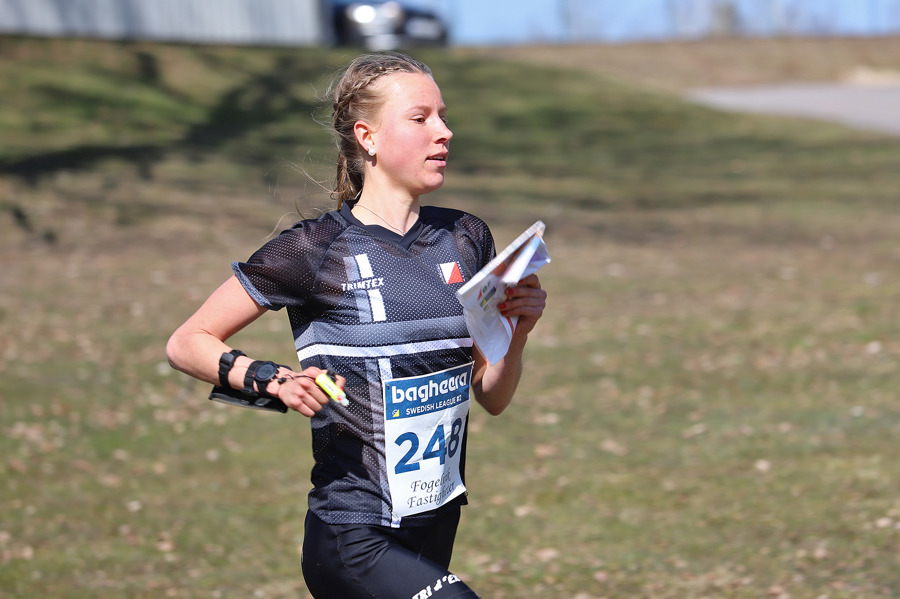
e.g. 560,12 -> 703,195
2,35 -> 900,598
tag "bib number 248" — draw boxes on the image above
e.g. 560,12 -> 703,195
394,417 -> 463,474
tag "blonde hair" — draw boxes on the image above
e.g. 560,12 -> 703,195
328,52 -> 432,207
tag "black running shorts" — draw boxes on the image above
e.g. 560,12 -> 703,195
301,509 -> 480,599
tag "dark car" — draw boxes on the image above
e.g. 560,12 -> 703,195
333,1 -> 448,50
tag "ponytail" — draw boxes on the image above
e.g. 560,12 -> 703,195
334,153 -> 362,209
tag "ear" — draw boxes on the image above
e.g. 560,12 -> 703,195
354,121 -> 374,153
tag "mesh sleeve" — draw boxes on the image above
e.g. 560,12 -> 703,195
233,219 -> 339,310
455,211 -> 496,274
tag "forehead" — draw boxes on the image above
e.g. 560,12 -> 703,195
376,72 -> 445,110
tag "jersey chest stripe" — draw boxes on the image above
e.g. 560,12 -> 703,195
368,288 -> 386,322
294,317 -> 470,351
296,337 -> 473,363
355,253 -> 375,279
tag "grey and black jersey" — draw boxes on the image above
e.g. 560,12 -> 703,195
233,200 -> 495,528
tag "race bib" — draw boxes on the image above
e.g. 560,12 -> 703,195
383,362 -> 472,523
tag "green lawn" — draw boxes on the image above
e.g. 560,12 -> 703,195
2,35 -> 900,598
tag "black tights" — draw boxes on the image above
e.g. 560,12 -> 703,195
301,510 -> 480,599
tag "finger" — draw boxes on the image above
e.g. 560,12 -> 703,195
295,368 -> 334,404
516,274 -> 542,289
499,297 -> 546,322
293,401 -> 316,418
500,287 -> 547,308
292,391 -> 327,416
505,282 -> 544,301
278,378 -> 329,415
300,378 -> 332,407
298,401 -> 322,417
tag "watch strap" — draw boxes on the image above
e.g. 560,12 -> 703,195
217,349 -> 245,388
242,360 -> 279,398
242,360 -> 262,398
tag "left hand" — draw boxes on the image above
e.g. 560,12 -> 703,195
497,274 -> 547,337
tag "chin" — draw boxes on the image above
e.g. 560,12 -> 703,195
417,177 -> 445,196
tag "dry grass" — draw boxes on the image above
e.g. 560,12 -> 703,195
3,35 -> 900,598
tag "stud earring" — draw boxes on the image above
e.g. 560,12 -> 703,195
367,147 -> 376,157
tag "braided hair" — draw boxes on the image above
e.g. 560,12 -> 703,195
328,52 -> 433,207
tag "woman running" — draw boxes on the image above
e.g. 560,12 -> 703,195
166,51 -> 547,599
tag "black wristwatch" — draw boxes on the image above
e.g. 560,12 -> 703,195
218,349 -> 246,388
242,360 -> 280,398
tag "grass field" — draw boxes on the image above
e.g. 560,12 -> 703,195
2,34 -> 900,598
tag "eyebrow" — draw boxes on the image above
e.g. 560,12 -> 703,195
406,104 -> 447,114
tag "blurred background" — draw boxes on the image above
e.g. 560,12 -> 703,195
3,0 -> 900,48
3,2 -> 900,599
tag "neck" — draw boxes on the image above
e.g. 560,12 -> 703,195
353,192 -> 420,235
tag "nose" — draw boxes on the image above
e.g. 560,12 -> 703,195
436,119 -> 453,143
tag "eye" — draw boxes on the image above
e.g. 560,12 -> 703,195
412,116 -> 427,124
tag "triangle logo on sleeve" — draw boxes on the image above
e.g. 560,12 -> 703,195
439,262 -> 465,284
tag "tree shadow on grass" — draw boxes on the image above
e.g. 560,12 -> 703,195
0,51 -> 324,185
182,56 -> 321,150
1,144 -> 164,186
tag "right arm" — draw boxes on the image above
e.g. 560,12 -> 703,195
166,275 -> 338,417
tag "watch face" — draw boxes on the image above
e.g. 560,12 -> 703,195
255,362 -> 279,381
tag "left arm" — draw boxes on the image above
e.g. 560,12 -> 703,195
471,274 -> 547,415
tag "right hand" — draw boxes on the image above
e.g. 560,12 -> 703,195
269,367 -> 347,417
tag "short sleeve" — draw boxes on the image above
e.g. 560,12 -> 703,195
455,211 -> 496,275
233,219 -> 340,310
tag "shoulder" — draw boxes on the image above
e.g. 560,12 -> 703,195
420,206 -> 491,238
242,210 -> 348,271
235,210 -> 349,308
267,210 -> 347,248
287,209 -> 347,236
420,206 -> 495,268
